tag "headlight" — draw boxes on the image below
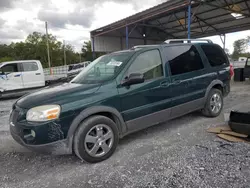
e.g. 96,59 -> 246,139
26,105 -> 61,122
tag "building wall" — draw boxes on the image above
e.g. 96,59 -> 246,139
92,36 -> 161,52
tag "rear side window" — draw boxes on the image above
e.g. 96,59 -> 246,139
23,62 -> 38,72
1,63 -> 19,74
164,45 -> 204,76
201,45 -> 228,67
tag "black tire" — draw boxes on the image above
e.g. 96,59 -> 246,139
73,115 -> 119,163
202,89 -> 223,117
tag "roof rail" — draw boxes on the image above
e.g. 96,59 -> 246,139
165,39 -> 213,44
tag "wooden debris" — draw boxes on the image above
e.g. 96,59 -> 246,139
207,125 -> 249,144
217,134 -> 249,143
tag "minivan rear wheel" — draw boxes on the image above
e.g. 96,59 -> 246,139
202,89 -> 223,117
74,115 -> 119,163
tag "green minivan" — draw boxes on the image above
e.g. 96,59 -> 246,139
10,41 -> 231,163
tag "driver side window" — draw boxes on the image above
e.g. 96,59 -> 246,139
127,49 -> 163,80
1,64 -> 19,74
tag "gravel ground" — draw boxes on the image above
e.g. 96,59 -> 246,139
0,82 -> 250,188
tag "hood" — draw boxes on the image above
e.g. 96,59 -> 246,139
16,83 -> 101,109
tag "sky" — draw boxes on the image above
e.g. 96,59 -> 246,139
0,0 -> 249,53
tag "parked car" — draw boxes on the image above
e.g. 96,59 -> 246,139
67,61 -> 91,80
0,60 -> 45,97
10,40 -> 231,163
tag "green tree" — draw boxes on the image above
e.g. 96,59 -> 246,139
232,38 -> 248,59
81,41 -> 93,61
81,40 -> 106,62
0,31 -> 80,67
0,56 -> 14,63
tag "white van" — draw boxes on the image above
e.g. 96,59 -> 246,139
0,60 -> 45,95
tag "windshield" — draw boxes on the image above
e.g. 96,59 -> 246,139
71,52 -> 134,84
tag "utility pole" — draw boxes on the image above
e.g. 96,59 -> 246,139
63,40 -> 66,66
79,52 -> 81,63
45,21 -> 51,74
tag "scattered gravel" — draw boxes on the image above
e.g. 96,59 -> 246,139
0,82 -> 249,188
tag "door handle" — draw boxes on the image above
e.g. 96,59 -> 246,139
14,74 -> 21,77
160,81 -> 169,87
172,79 -> 182,85
35,73 -> 41,75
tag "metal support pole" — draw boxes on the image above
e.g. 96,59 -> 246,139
45,21 -> 51,74
120,37 -> 123,50
188,0 -> 192,40
223,34 -> 226,50
143,27 -> 147,45
126,26 -> 129,49
63,40 -> 66,66
92,37 -> 96,60
219,34 -> 226,50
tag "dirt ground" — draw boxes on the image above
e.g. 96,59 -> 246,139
0,82 -> 250,188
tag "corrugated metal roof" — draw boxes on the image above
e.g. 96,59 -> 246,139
91,0 -> 250,40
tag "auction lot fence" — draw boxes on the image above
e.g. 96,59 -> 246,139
231,61 -> 246,68
43,65 -> 68,76
43,60 -> 245,78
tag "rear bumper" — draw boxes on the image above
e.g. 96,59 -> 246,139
10,128 -> 72,155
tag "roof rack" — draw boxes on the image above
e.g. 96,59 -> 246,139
165,39 -> 213,44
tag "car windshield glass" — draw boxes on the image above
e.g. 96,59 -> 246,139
71,52 -> 134,84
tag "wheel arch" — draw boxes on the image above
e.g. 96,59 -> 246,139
66,106 -> 127,153
205,80 -> 224,100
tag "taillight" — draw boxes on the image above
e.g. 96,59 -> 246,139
230,64 -> 234,78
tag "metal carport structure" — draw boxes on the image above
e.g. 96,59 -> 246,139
90,0 -> 250,54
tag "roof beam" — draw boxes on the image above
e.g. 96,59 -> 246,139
170,7 -> 249,30
196,17 -> 204,33
161,27 -> 202,34
170,15 -> 250,35
138,23 -> 176,38
202,1 -> 250,17
153,0 -> 247,28
223,0 -> 231,10
190,22 -> 250,38
92,1 -> 191,37
194,15 -> 218,32
128,24 -> 138,36
173,13 -> 186,30
244,0 -> 250,14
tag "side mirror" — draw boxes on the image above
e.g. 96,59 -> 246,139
121,73 -> 144,86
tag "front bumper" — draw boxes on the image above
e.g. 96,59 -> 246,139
229,110 -> 250,135
10,127 -> 71,155
9,104 -> 74,155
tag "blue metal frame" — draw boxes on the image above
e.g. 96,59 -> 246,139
188,0 -> 192,39
126,26 -> 129,49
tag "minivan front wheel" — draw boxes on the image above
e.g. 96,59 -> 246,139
202,89 -> 223,117
74,115 -> 119,163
